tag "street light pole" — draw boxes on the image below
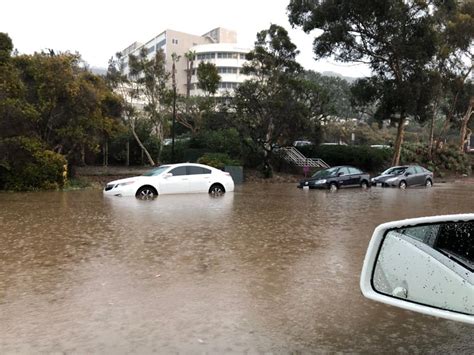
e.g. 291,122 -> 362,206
172,81 -> 176,162
171,53 -> 180,162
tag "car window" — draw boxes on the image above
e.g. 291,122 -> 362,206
397,225 -> 440,244
382,167 -> 406,175
169,166 -> 187,176
142,166 -> 170,176
187,166 -> 211,175
406,167 -> 416,174
348,167 -> 362,174
414,166 -> 423,174
434,222 -> 474,270
338,167 -> 350,175
311,167 -> 339,178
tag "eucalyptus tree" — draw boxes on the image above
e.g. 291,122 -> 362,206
196,62 -> 221,96
129,48 -> 171,163
175,61 -> 220,136
288,0 -> 451,165
107,47 -> 171,165
233,24 -> 325,176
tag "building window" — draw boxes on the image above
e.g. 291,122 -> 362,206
218,67 -> 238,74
156,39 -> 166,49
197,52 -> 215,60
240,53 -> 247,60
218,82 -> 239,89
216,52 -> 240,59
147,46 -> 155,55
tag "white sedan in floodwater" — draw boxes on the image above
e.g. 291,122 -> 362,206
103,163 -> 235,199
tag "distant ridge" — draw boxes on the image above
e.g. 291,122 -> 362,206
90,66 -> 107,76
321,71 -> 359,83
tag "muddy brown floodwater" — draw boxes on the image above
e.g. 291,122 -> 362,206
1,183 -> 473,353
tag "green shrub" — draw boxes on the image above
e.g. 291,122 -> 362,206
190,129 -> 241,158
0,136 -> 67,191
298,145 -> 393,173
401,144 -> 471,176
197,153 -> 240,170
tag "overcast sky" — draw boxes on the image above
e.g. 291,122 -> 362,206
1,0 -> 371,77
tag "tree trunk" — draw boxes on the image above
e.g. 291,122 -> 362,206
459,97 -> 474,152
262,117 -> 274,178
125,140 -> 129,166
103,139 -> 108,166
131,124 -> 155,166
428,94 -> 440,160
391,113 -> 406,166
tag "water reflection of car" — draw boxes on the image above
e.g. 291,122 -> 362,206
371,165 -> 433,189
297,166 -> 371,191
103,163 -> 235,199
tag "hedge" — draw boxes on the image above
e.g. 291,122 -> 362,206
0,136 -> 67,191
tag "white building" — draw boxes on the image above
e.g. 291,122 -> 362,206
118,28 -> 251,96
189,43 -> 250,96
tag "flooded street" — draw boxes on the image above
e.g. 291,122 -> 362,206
1,183 -> 473,353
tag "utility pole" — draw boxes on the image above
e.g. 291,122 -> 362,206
171,53 -> 180,162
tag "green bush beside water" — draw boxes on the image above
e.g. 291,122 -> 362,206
0,137 -> 67,191
298,145 -> 393,173
197,153 -> 240,170
400,144 -> 471,176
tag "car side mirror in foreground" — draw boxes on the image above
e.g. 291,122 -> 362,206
360,214 -> 473,324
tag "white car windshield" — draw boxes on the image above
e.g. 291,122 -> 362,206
142,166 -> 170,176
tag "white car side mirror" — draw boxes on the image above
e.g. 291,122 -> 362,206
163,173 -> 173,178
360,214 -> 473,324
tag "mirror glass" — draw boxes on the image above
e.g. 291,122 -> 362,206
373,221 -> 473,315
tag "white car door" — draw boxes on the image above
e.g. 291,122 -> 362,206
159,166 -> 189,194
186,166 -> 212,193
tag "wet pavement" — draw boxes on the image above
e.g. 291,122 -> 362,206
0,183 -> 473,353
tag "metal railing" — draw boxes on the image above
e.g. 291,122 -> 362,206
277,147 -> 330,168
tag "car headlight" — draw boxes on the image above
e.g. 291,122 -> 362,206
371,178 -> 375,182
117,181 -> 135,187
315,179 -> 326,184
385,177 -> 397,183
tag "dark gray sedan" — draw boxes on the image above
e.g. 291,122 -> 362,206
371,165 -> 433,189
298,166 -> 371,191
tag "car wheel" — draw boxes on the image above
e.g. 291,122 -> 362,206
425,179 -> 433,188
329,182 -> 338,192
399,180 -> 407,189
136,186 -> 158,200
360,180 -> 369,189
209,183 -> 225,195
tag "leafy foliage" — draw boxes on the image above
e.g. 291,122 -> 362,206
196,62 -> 220,95
0,33 -> 123,190
299,144 -> 393,173
401,143 -> 471,176
197,153 -> 240,170
288,0 -> 473,165
233,24 -> 329,176
0,136 -> 67,191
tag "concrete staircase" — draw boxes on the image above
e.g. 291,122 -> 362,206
277,147 -> 329,168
